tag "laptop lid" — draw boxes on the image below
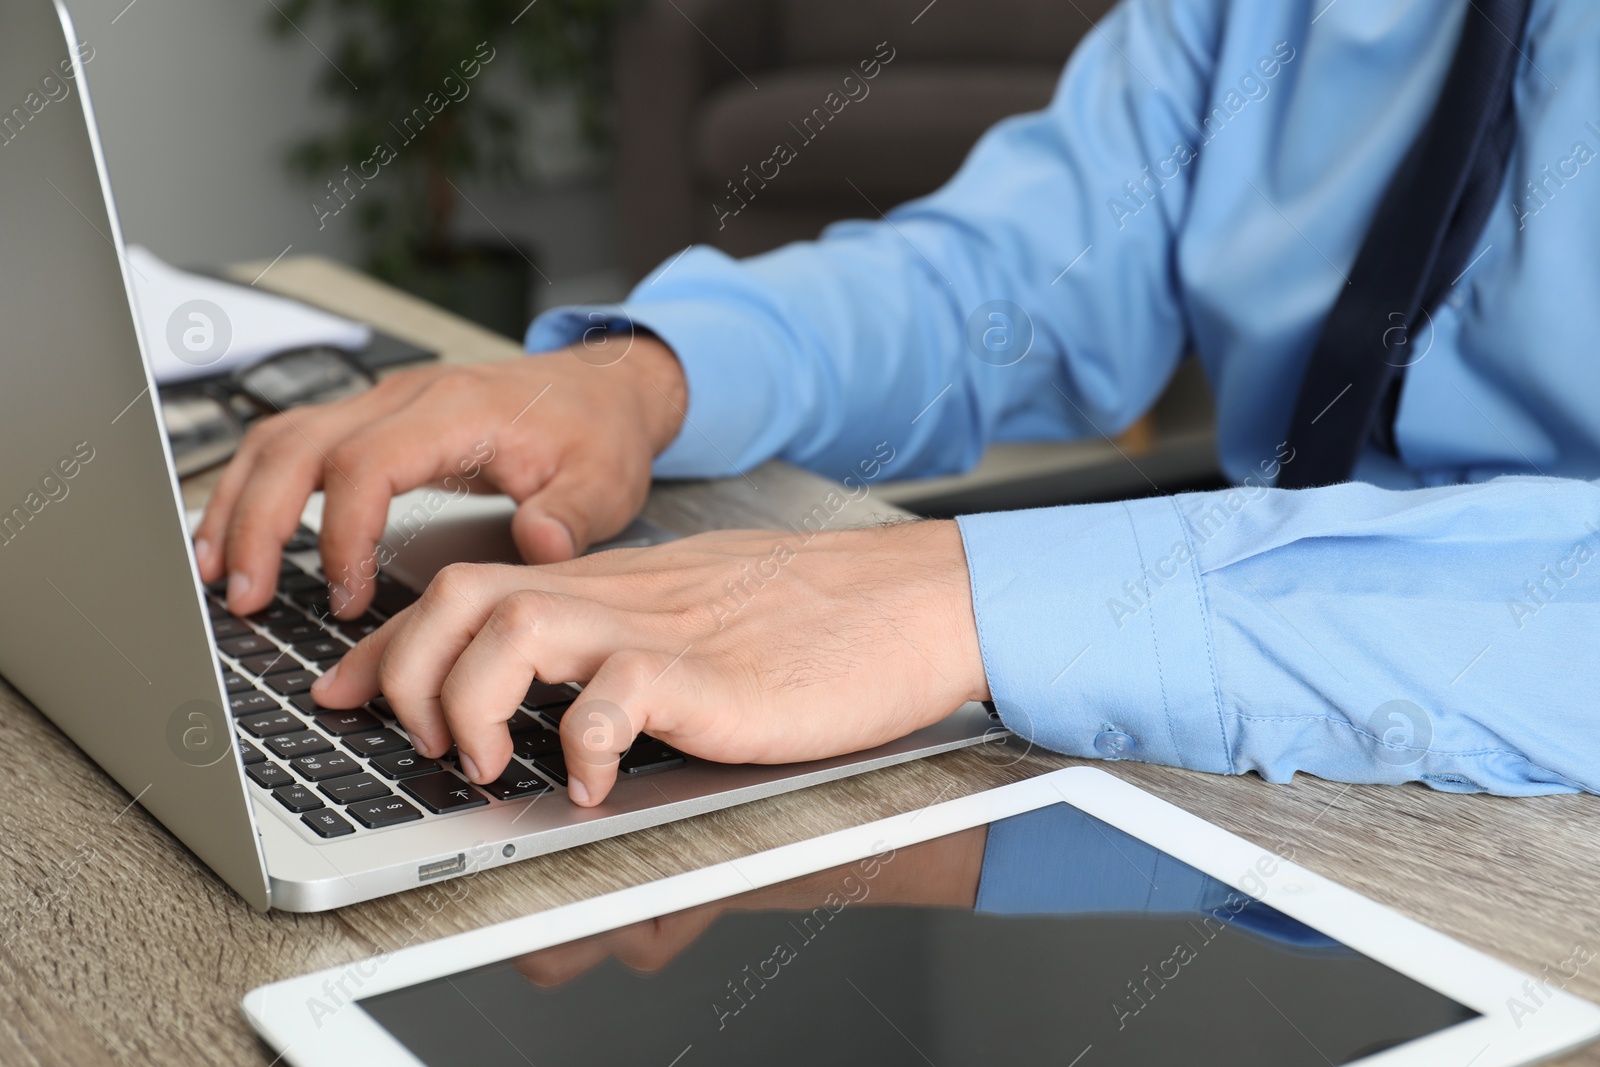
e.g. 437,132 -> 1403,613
0,1 -> 270,909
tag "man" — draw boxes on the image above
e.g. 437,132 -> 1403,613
196,0 -> 1600,806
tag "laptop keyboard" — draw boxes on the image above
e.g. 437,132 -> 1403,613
210,526 -> 687,840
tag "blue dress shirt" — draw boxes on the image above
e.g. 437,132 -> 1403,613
527,0 -> 1600,796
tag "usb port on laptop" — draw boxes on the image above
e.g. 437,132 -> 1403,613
417,854 -> 466,882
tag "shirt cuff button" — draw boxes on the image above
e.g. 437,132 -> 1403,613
1093,727 -> 1136,759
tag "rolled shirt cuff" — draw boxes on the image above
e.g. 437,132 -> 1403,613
956,496 -> 1232,774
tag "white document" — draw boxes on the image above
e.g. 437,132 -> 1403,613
126,245 -> 372,384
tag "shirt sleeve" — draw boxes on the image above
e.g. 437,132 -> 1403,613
526,0 -> 1225,484
957,475 -> 1600,797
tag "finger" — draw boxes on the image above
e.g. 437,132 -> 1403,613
222,415 -> 330,615
319,404 -> 510,617
510,452 -> 647,564
561,648 -> 706,807
369,564 -> 515,757
316,416 -> 452,618
441,589 -> 634,784
194,417 -> 279,583
308,606 -> 409,709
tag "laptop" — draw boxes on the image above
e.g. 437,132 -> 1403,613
0,0 -> 996,912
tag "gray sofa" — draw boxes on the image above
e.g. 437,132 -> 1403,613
613,0 -> 1119,280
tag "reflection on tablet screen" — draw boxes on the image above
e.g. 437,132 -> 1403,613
359,803 -> 1477,1066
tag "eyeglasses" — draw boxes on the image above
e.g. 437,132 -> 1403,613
160,346 -> 376,477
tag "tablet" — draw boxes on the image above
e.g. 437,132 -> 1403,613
243,768 -> 1600,1066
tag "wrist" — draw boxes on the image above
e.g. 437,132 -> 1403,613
937,519 -> 994,705
619,334 -> 688,455
891,519 -> 992,706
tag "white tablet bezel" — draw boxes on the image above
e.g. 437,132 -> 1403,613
243,767 -> 1600,1067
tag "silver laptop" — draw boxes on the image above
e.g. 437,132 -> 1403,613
0,0 -> 995,911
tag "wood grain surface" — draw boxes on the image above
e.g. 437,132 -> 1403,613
2,257 -> 1595,1066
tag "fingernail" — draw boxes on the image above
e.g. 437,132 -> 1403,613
194,537 -> 212,567
226,571 -> 251,608
535,514 -> 575,558
312,662 -> 339,692
567,778 -> 590,805
459,752 -> 480,782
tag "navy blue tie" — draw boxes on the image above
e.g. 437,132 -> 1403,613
1277,0 -> 1534,489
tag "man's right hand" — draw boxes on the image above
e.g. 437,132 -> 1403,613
193,335 -> 688,619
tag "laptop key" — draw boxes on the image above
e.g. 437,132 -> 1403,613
319,773 -> 391,805
238,740 -> 266,765
260,620 -> 320,646
400,772 -> 489,814
343,729 -> 410,758
289,588 -> 334,615
263,730 -> 334,760
524,680 -> 579,710
289,752 -> 361,782
371,574 -> 419,616
333,613 -> 385,642
263,669 -> 318,695
249,601 -> 299,620
277,572 -> 324,595
249,603 -> 306,630
266,619 -> 323,644
289,694 -> 338,717
312,708 -> 381,736
240,651 -> 297,677
347,796 -> 423,829
218,632 -> 275,658
620,735 -> 687,776
247,761 -> 293,789
273,783 -> 324,813
302,809 -> 355,838
210,615 -> 250,639
528,752 -> 568,786
483,768 -> 552,802
229,690 -> 278,718
506,709 -> 543,734
512,730 -> 562,761
221,669 -> 254,694
293,637 -> 347,664
237,711 -> 302,737
370,750 -> 440,780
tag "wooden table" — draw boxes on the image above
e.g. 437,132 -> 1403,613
1,258 -> 1595,1065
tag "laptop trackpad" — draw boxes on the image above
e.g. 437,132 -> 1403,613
298,489 -> 676,593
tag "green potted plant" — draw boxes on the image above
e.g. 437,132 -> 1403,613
270,0 -> 629,338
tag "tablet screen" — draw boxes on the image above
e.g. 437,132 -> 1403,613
358,802 -> 1477,1066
